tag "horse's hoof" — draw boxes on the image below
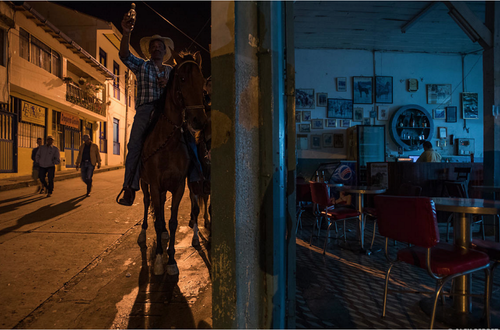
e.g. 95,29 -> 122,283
192,237 -> 200,247
166,264 -> 179,275
137,229 -> 147,244
154,255 -> 164,275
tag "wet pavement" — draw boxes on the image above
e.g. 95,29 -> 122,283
0,169 -> 212,329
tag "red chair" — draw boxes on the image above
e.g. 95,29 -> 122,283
375,195 -> 491,329
296,182 -> 312,234
472,239 -> 500,305
309,181 -> 360,254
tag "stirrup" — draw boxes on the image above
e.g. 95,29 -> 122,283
116,188 -> 125,203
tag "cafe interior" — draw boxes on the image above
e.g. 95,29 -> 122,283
293,2 -> 500,328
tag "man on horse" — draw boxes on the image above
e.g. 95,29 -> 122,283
117,8 -> 174,206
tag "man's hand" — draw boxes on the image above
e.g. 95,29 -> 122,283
121,12 -> 135,35
97,164 -> 101,169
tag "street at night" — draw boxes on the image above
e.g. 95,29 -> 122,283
0,169 -> 212,329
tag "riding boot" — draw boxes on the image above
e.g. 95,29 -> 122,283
118,187 -> 136,206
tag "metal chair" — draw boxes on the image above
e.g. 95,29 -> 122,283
472,239 -> 500,307
309,181 -> 360,254
444,181 -> 485,242
375,195 -> 491,329
296,182 -> 312,234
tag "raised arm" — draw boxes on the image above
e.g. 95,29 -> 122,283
119,11 -> 135,58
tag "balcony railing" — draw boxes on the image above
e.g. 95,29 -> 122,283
66,83 -> 106,117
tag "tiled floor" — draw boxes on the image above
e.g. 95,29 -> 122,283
296,210 -> 500,329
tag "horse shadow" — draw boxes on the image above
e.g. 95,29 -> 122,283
127,240 -> 197,329
0,195 -> 87,237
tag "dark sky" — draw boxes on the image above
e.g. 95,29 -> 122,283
56,1 -> 212,77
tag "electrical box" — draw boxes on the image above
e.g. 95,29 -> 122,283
456,138 -> 475,155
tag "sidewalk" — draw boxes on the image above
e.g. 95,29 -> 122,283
0,165 -> 124,191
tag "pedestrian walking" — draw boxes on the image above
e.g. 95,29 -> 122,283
31,137 -> 44,194
35,135 -> 60,197
76,134 -> 101,197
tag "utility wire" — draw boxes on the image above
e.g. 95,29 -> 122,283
142,1 -> 210,54
188,17 -> 211,51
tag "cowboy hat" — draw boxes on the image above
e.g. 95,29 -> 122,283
139,35 -> 174,62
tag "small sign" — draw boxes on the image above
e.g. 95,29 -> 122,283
61,112 -> 80,129
21,101 -> 46,125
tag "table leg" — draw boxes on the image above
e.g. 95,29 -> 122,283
356,193 -> 364,249
452,212 -> 472,313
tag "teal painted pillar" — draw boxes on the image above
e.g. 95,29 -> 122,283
211,1 -> 296,328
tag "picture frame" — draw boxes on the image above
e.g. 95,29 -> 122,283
353,107 -> 363,121
426,84 -> 452,105
377,106 -> 389,121
363,118 -> 371,125
311,135 -> 322,149
297,134 -> 308,150
302,110 -> 312,121
299,123 -> 311,132
461,92 -> 479,119
445,106 -> 457,123
341,119 -> 351,128
296,89 -> 315,109
325,119 -> 337,128
327,98 -> 353,119
438,127 -> 447,139
295,111 -> 301,123
433,108 -> 446,120
311,119 -> 323,129
375,76 -> 393,104
323,133 -> 334,148
353,76 -> 373,104
334,133 -> 344,148
316,93 -> 328,107
337,77 -> 347,92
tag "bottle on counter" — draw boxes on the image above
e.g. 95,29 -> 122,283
409,114 -> 415,127
315,171 -> 320,182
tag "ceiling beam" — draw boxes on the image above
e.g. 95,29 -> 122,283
443,1 -> 492,49
401,1 -> 440,33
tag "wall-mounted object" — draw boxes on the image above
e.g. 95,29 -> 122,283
433,108 -> 446,120
377,106 -> 389,121
296,89 -> 315,109
316,93 -> 328,107
353,76 -> 373,104
311,135 -> 321,149
389,104 -> 434,151
426,84 -> 452,105
457,138 -> 475,155
450,134 -> 454,145
407,78 -> 418,92
323,133 -> 334,148
461,92 -> 479,119
327,98 -> 353,119
375,76 -> 393,104
438,127 -> 447,139
336,77 -> 347,92
445,106 -> 457,122
311,119 -> 323,129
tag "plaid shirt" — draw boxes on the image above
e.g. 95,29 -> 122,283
120,53 -> 172,107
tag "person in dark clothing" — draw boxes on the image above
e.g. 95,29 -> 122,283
31,137 -> 43,193
76,134 -> 102,197
35,135 -> 61,197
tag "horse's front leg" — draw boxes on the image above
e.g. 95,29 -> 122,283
151,187 -> 167,275
166,182 -> 185,275
202,194 -> 210,230
138,180 -> 150,245
189,183 -> 200,247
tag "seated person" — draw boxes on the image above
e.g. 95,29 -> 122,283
417,141 -> 442,163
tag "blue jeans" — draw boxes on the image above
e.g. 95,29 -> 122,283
39,166 -> 55,193
80,160 -> 95,187
123,103 -> 156,190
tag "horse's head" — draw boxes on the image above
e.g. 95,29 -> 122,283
170,49 -> 207,132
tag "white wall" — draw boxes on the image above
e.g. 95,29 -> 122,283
295,49 -> 483,159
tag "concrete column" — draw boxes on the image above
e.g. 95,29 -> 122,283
211,1 -> 295,328
483,2 -> 500,187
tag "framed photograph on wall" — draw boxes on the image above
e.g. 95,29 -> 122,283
341,119 -> 351,128
323,133 -> 334,148
299,123 -> 311,132
316,93 -> 328,107
461,92 -> 479,119
325,119 -> 337,128
438,127 -> 447,139
377,106 -> 389,121
445,106 -> 457,123
375,76 -> 393,104
337,77 -> 347,92
295,111 -> 302,123
311,135 -> 322,149
327,98 -> 353,119
433,108 -> 446,120
353,76 -> 373,104
426,84 -> 452,105
302,110 -> 312,121
353,107 -> 363,121
297,134 -> 308,150
311,119 -> 323,129
363,118 -> 371,125
334,134 -> 344,148
296,89 -> 315,109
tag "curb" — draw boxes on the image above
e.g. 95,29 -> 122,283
0,166 -> 124,192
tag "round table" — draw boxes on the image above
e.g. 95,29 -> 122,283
420,197 -> 500,327
340,185 -> 386,251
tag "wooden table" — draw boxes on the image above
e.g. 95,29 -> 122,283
421,197 -> 500,327
340,185 -> 386,251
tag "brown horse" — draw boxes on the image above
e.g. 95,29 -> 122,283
138,50 -> 207,276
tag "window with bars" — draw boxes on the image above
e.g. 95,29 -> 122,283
51,110 -> 64,151
18,28 -> 61,78
113,61 -> 120,100
99,48 -> 107,68
18,122 -> 45,148
113,118 -> 120,155
99,121 -> 107,153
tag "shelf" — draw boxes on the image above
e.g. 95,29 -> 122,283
396,126 -> 431,129
389,104 -> 434,151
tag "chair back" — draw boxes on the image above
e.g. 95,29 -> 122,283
397,183 -> 422,197
297,183 -> 312,203
309,181 -> 331,208
374,195 -> 439,248
454,167 -> 471,182
444,181 -> 468,198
